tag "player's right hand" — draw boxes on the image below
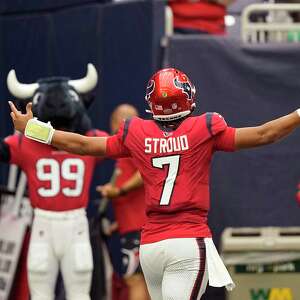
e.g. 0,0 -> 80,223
9,101 -> 33,134
96,183 -> 120,199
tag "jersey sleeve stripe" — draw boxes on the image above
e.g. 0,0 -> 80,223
122,118 -> 132,142
205,112 -> 213,136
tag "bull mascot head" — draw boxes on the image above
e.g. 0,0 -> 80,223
7,64 -> 98,134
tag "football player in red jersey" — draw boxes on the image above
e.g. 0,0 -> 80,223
4,65 -> 108,300
9,68 -> 300,300
97,104 -> 149,300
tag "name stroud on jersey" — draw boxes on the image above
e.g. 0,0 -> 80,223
145,135 -> 189,154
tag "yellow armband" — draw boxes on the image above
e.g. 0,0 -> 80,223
25,118 -> 54,144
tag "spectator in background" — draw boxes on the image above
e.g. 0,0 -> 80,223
169,0 -> 235,35
97,104 -> 150,300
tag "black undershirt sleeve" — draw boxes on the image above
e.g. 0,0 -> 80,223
205,112 -> 214,136
0,141 -> 11,163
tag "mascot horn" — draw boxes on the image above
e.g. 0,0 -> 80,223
7,63 -> 98,133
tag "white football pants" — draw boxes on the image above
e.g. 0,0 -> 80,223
140,238 -> 208,300
27,208 -> 93,300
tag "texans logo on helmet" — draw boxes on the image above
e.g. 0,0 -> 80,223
145,80 -> 155,101
174,77 -> 193,100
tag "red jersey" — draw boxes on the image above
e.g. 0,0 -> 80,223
4,130 -> 108,211
113,158 -> 146,234
106,113 -> 236,244
169,1 -> 226,35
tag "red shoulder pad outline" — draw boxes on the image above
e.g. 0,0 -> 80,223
3,133 -> 24,164
4,133 -> 23,147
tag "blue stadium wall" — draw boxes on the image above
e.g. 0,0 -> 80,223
0,3 -> 165,298
0,0 -> 165,190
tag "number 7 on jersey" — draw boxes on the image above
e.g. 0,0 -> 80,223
152,155 -> 180,206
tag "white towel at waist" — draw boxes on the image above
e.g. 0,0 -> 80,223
204,238 -> 235,291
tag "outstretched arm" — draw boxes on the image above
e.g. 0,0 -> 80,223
235,111 -> 300,149
51,131 -> 107,156
9,101 -> 107,156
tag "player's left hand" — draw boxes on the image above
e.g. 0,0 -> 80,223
96,183 -> 121,198
9,101 -> 33,134
101,219 -> 119,236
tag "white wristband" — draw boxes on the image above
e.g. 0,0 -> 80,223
296,109 -> 300,118
25,118 -> 55,144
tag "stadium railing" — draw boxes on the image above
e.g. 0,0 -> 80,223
241,3 -> 300,42
161,5 -> 174,48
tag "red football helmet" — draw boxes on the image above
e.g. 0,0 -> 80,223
145,68 -> 196,121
